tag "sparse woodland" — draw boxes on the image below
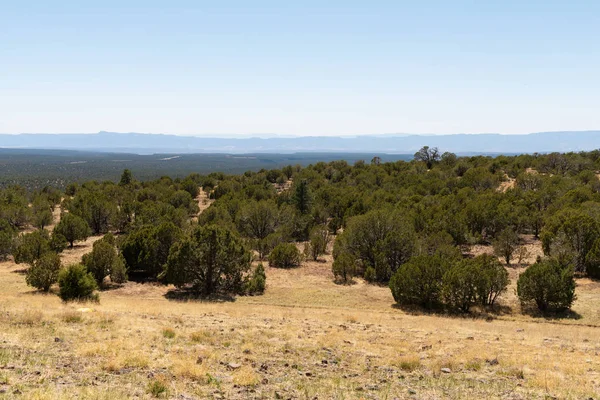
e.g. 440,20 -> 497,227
2,150 -> 600,397
3,149 -> 600,311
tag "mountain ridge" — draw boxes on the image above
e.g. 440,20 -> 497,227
0,131 -> 598,155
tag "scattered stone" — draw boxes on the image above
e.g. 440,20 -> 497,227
321,360 -> 328,365
486,358 -> 499,366
262,378 -> 269,384
260,363 -> 268,372
227,363 -> 241,370
305,372 -> 312,377
441,368 -> 452,374
408,388 -> 417,395
355,386 -> 364,391
196,357 -> 203,365
466,336 -> 474,340
516,329 -> 524,333
54,337 -> 62,343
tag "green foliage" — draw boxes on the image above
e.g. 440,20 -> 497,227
414,146 -> 440,169
245,263 -> 266,295
31,194 -> 53,230
541,210 -> 600,274
13,230 -> 51,265
335,209 -> 415,282
26,252 -> 61,292
54,213 -> 91,247
305,225 -> 329,261
493,228 -> 520,266
82,234 -> 127,288
474,254 -> 510,306
442,260 -> 481,312
0,187 -> 30,229
332,252 -> 356,284
0,220 -> 15,261
237,200 -> 279,241
119,169 -> 134,186
291,179 -> 312,215
120,222 -> 182,280
268,243 -> 302,269
517,259 -> 576,312
57,264 -> 99,302
165,225 -> 252,296
391,253 -> 509,312
585,238 -> 600,279
389,253 -> 451,309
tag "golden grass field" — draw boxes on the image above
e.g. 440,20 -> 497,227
1,200 -> 600,399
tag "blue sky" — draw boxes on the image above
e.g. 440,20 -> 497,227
1,1 -> 599,136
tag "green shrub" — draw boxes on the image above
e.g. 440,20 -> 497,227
475,254 -> 509,306
389,254 -> 451,309
110,255 -> 128,284
517,258 -> 575,312
332,253 -> 356,284
245,263 -> 266,295
268,243 -> 301,269
0,231 -> 13,261
165,225 -> 252,296
57,264 -> 99,302
82,234 -> 127,288
13,230 -> 51,265
26,252 -> 61,292
442,259 -> 481,312
54,213 -> 91,248
363,266 -> 376,282
585,238 -> 600,279
305,226 -> 329,261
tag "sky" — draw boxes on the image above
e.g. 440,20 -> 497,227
1,1 -> 599,136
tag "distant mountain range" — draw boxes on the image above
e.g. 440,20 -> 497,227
0,131 -> 598,155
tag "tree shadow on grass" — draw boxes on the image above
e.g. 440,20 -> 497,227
520,306 -> 582,321
164,288 -> 236,303
391,303 -> 513,321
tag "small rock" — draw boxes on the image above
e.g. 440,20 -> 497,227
408,388 -> 417,395
466,336 -> 474,340
305,372 -> 312,377
321,360 -> 328,365
516,329 -> 524,333
227,362 -> 241,370
486,358 -> 499,366
54,337 -> 62,343
355,386 -> 364,392
262,378 -> 269,384
196,357 -> 204,365
441,368 -> 452,374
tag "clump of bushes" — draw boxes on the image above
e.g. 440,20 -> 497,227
81,233 -> 127,288
268,243 -> 301,269
58,264 -> 99,302
389,253 -> 509,312
245,263 -> 266,295
517,258 -> 575,312
26,252 -> 62,292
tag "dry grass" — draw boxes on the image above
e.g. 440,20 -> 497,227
1,231 -> 600,398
